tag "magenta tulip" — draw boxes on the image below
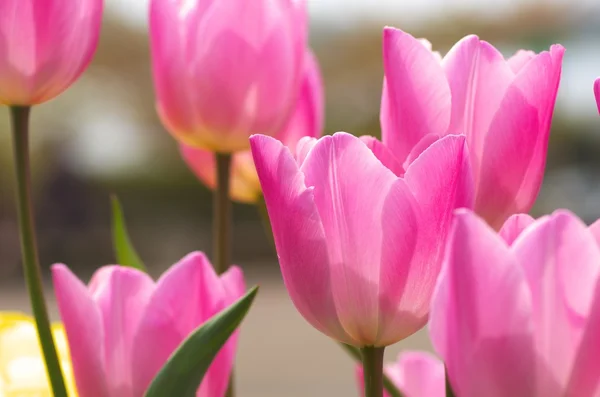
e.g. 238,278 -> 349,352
430,209 -> 600,397
0,0 -> 103,105
180,51 -> 324,203
250,131 -> 473,347
356,351 -> 445,397
150,0 -> 307,152
382,27 -> 564,229
52,252 -> 245,397
594,78 -> 600,114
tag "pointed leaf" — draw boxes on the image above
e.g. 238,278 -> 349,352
110,195 -> 147,272
144,286 -> 259,397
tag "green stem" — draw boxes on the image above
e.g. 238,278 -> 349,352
9,106 -> 68,397
213,152 -> 233,397
361,346 -> 385,397
213,153 -> 232,275
256,195 -> 275,250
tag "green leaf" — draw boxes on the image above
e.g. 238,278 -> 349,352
340,343 -> 405,397
110,195 -> 146,272
144,286 -> 259,397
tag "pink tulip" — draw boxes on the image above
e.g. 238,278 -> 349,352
52,252 -> 245,397
430,209 -> 600,397
180,51 -> 324,203
0,0 -> 103,105
594,78 -> 600,114
150,0 -> 307,152
250,131 -> 473,347
382,27 -> 564,229
356,351 -> 446,397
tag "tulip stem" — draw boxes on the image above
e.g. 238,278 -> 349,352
9,106 -> 68,397
362,346 -> 385,397
213,152 -> 232,275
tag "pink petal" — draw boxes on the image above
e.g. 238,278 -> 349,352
403,133 -> 441,169
294,136 -> 318,166
132,252 -> 231,396
566,278 -> 600,396
388,351 -> 446,397
442,36 -> 514,165
499,213 -> 536,245
429,210 -> 535,397
594,78 -> 600,115
52,264 -> 109,397
301,132 -> 407,345
507,50 -> 536,73
359,136 -> 404,176
276,50 -> 324,148
381,27 -> 451,163
590,219 -> 600,246
90,266 -> 155,394
512,210 -> 600,394
472,83 -> 540,229
250,134 -> 351,343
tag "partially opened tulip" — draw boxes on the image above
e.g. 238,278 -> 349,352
150,0 -> 307,152
181,51 -> 324,203
52,252 -> 245,397
382,27 -> 564,228
0,0 -> 103,105
430,209 -> 600,397
250,131 -> 473,347
356,351 -> 446,397
0,313 -> 77,396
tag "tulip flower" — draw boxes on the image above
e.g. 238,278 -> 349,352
0,0 -> 103,105
382,27 -> 564,229
181,51 -> 324,203
430,209 -> 600,397
356,351 -> 446,397
52,252 -> 245,397
0,312 -> 77,396
250,131 -> 473,347
594,78 -> 600,114
150,0 -> 307,152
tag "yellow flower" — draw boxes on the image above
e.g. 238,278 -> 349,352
0,312 -> 77,397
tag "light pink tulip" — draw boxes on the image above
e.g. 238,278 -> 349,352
250,131 -> 473,347
382,27 -> 564,229
430,209 -> 600,397
180,51 -> 324,203
0,0 -> 103,105
594,78 -> 600,114
150,0 -> 307,153
52,252 -> 245,397
356,351 -> 446,397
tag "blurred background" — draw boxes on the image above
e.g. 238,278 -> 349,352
1,0 -> 600,395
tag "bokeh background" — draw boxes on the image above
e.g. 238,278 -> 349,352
1,0 -> 599,395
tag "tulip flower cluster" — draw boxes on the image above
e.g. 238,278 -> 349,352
2,0 -> 600,397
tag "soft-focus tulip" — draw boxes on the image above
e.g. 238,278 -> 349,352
594,78 -> 600,114
150,0 -> 307,152
0,312 -> 77,396
181,51 -> 324,203
356,351 -> 445,397
52,252 -> 245,397
0,0 -> 103,105
382,27 -> 564,229
250,131 -> 473,347
430,209 -> 600,397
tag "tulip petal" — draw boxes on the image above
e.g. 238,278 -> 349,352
381,28 -> 451,163
442,36 -> 514,162
360,136 -> 404,176
250,134 -> 351,343
52,264 -> 109,397
590,219 -> 600,246
301,132 -> 400,345
388,351 -> 445,397
295,136 -> 318,166
507,50 -> 536,73
90,266 -> 154,393
430,210 -> 535,397
512,210 -> 600,394
595,78 -> 600,115
499,213 -> 536,245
